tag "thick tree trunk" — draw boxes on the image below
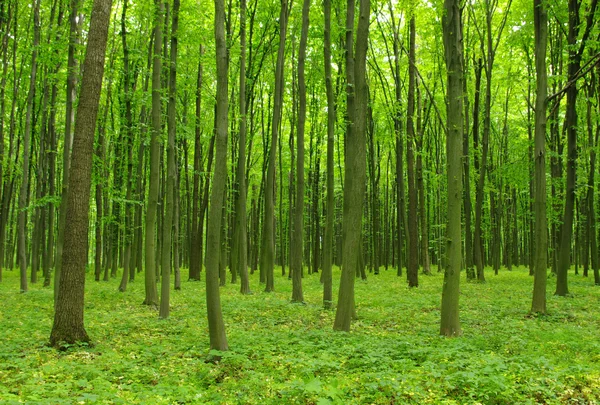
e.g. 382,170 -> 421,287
55,0 -> 82,302
440,0 -> 463,337
556,0 -> 598,295
50,0 -> 111,347
333,0 -> 369,332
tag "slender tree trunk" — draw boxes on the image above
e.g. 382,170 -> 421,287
205,0 -> 229,352
416,83 -> 431,276
144,0 -> 163,307
233,0 -> 249,294
322,0 -> 335,308
50,0 -> 112,347
260,0 -> 288,293
159,0 -> 179,319
118,0 -> 133,292
18,0 -> 41,293
406,16 -> 418,288
291,0 -> 310,303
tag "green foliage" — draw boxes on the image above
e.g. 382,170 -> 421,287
0,267 -> 599,404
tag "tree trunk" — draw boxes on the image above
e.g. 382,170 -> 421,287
50,0 -> 112,347
143,0 -> 163,307
189,45 -> 204,281
291,0 -> 309,303
159,0 -> 180,319
556,0 -> 598,295
322,0 -> 335,309
333,0 -> 370,332
205,0 -> 229,351
260,0 -> 288,293
440,0 -> 463,337
18,0 -> 41,293
233,0 -> 250,294
406,16 -> 418,288
55,0 -> 81,303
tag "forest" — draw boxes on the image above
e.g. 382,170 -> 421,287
1,0 -> 600,402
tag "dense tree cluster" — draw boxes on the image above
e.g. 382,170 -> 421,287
0,0 -> 598,348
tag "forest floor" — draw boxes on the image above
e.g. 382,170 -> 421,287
1,265 -> 599,404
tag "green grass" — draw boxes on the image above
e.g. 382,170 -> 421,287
1,265 -> 599,404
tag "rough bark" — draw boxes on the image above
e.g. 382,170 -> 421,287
50,0 -> 112,347
55,0 -> 82,302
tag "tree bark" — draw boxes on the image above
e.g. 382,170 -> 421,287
50,0 -> 112,347
531,0 -> 549,312
406,16 -> 418,288
333,0 -> 370,331
144,0 -> 163,307
322,0 -> 335,309
556,0 -> 598,296
291,0 -> 309,303
159,0 -> 180,319
55,0 -> 82,302
205,0 -> 229,351
440,0 -> 463,337
260,0 -> 288,293
531,0 -> 548,313
18,0 -> 41,293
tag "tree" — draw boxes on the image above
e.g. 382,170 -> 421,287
160,0 -> 181,319
530,0 -> 548,314
333,0 -> 370,332
233,0 -> 250,294
440,0 -> 463,337
18,0 -> 41,293
144,0 -> 163,307
555,0 -> 598,296
406,15 -> 418,288
322,0 -> 335,310
204,0 -> 229,352
54,0 -> 82,302
49,0 -> 112,347
291,0 -> 310,303
260,0 -> 289,293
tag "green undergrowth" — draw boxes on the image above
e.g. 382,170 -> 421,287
1,266 -> 599,404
